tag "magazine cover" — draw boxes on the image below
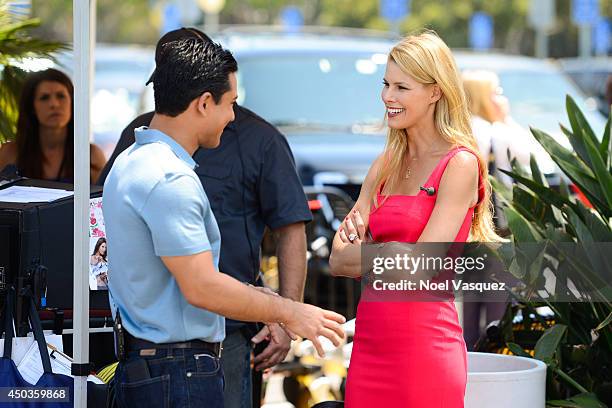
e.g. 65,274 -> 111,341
88,197 -> 108,290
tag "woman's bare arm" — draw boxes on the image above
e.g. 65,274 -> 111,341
0,141 -> 18,172
329,154 -> 383,277
418,151 -> 479,243
90,143 -> 107,184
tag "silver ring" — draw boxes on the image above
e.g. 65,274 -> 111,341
348,233 -> 358,242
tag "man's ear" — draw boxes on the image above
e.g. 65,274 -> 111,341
196,92 -> 214,116
430,84 -> 442,104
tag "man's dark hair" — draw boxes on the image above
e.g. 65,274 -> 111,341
146,27 -> 212,85
153,38 -> 238,117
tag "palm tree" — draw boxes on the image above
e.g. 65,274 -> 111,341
0,0 -> 67,142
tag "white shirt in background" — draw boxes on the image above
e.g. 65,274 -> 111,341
470,115 -> 548,188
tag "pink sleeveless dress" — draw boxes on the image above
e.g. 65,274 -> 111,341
345,147 -> 484,408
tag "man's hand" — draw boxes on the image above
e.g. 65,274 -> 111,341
284,303 -> 345,358
251,323 -> 292,371
250,285 -> 346,358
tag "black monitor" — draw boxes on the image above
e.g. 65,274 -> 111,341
0,178 -> 109,334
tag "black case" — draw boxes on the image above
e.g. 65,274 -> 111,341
0,178 -> 109,321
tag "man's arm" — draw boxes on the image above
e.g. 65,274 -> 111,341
251,222 -> 307,370
162,251 -> 345,356
250,121 -> 313,368
274,222 -> 307,301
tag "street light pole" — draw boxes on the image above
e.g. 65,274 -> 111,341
204,11 -> 219,32
197,0 -> 225,32
535,29 -> 548,58
578,23 -> 592,57
528,0 -> 555,59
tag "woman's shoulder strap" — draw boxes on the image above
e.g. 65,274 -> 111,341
428,147 -> 485,205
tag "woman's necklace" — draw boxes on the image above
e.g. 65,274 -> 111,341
404,143 -> 451,179
404,156 -> 419,179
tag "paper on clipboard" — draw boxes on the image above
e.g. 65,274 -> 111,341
0,333 -> 63,366
0,186 -> 73,203
16,341 -> 104,385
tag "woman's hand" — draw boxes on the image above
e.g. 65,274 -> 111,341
338,209 -> 367,245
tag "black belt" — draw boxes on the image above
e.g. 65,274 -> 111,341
126,333 -> 223,357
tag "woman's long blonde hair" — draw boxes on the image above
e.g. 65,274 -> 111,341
370,30 -> 501,242
462,70 -> 501,123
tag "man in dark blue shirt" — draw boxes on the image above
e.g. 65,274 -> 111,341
98,28 -> 313,408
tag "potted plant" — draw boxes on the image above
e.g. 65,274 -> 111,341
487,96 -> 611,407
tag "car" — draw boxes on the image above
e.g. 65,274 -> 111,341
557,57 -> 612,117
454,51 -> 607,184
141,28 -> 606,198
210,29 -> 606,196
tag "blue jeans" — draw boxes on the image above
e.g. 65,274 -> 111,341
115,347 -> 224,408
220,329 -> 252,408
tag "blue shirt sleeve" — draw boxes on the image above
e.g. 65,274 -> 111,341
258,134 -> 313,229
140,174 -> 212,257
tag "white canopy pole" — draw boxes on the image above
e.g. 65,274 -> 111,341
73,0 -> 92,406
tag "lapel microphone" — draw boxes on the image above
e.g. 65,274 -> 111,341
420,186 -> 436,196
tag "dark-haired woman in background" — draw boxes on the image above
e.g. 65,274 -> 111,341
0,68 -> 106,183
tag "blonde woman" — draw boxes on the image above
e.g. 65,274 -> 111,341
329,32 -> 501,407
462,70 -> 536,187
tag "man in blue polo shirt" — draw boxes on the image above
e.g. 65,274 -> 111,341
98,28 -> 315,408
103,38 -> 345,408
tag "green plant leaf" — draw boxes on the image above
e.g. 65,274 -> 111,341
546,400 -> 581,407
509,155 -> 530,179
535,324 -> 567,361
531,128 -> 609,217
546,396 -> 606,408
543,225 -> 573,242
582,132 -> 612,209
599,115 -> 610,168
0,4 -> 67,142
530,153 -> 546,186
507,342 -> 533,358
500,169 -> 574,211
530,127 -> 597,182
566,392 -> 607,408
531,126 -> 594,178
490,175 -> 512,204
561,124 -> 593,170
559,178 -> 570,199
595,311 -> 612,331
551,366 -> 589,394
508,257 -> 526,280
504,206 -> 543,242
567,208 -> 595,243
571,203 -> 612,242
0,18 -> 42,43
567,95 -> 600,148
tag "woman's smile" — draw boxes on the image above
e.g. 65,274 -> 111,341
387,107 -> 406,118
